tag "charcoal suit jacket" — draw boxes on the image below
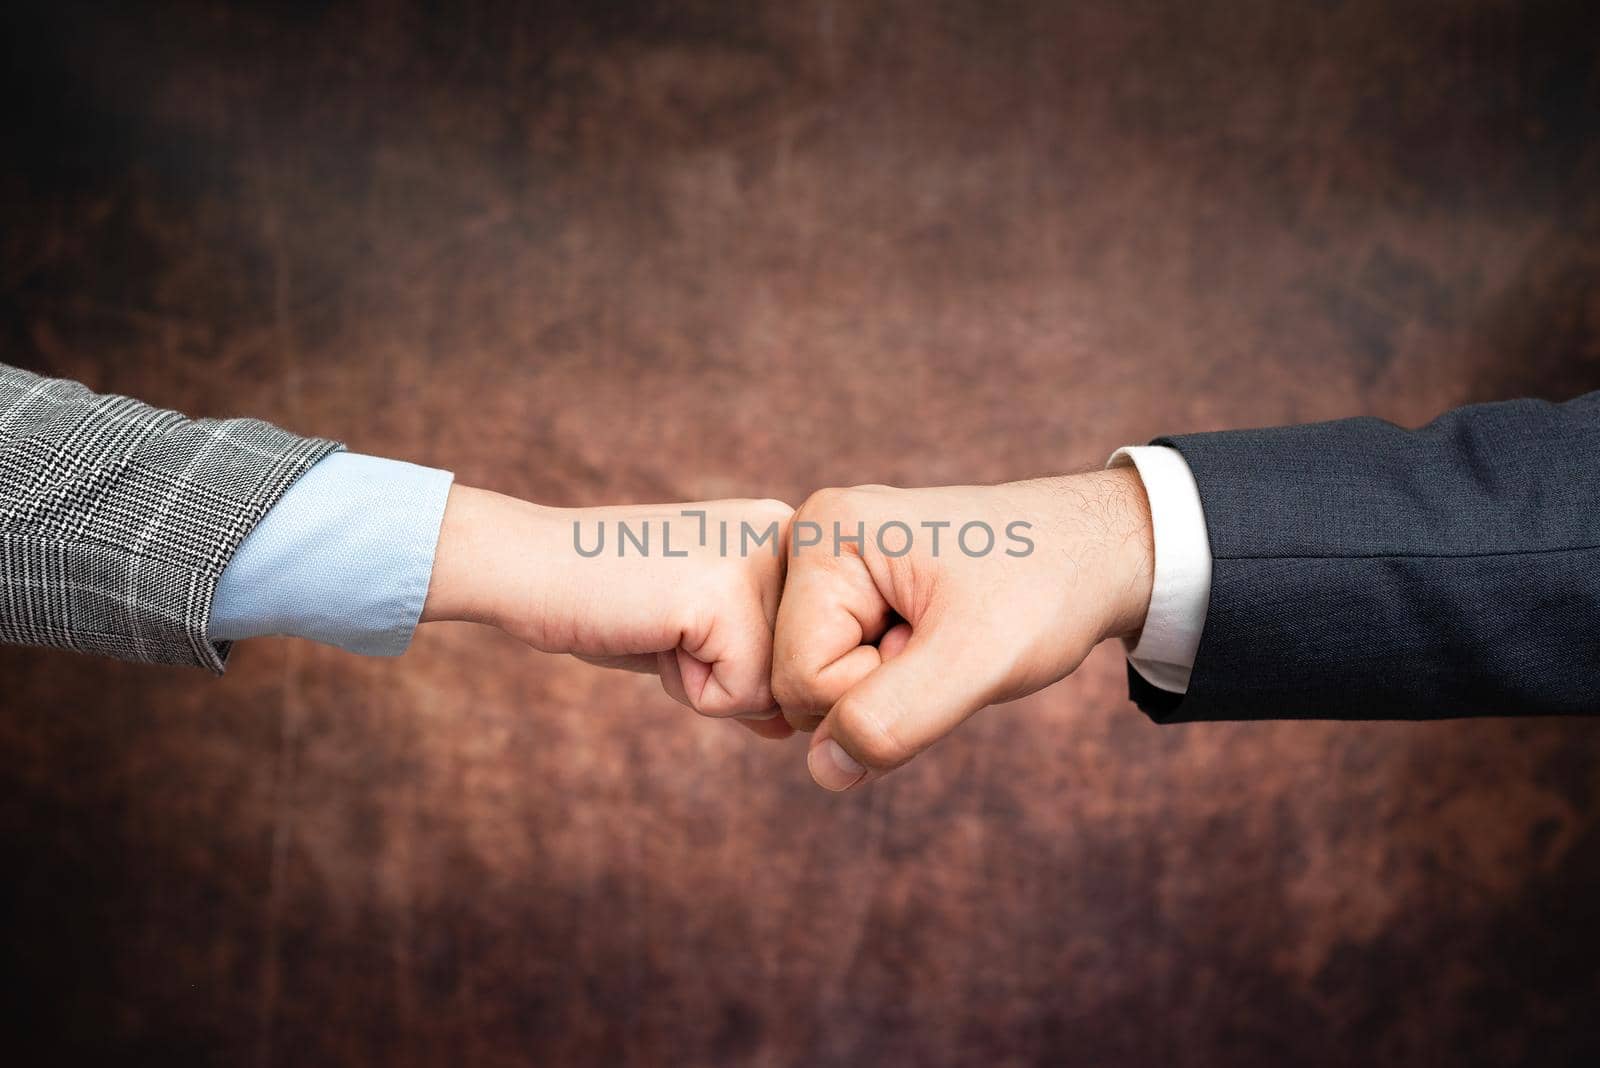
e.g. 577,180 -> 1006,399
1130,391 -> 1600,721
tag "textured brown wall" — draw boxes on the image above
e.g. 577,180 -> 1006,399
2,1 -> 1599,1065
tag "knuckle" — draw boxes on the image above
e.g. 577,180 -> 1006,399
769,668 -> 811,713
698,692 -> 748,719
751,497 -> 794,521
772,668 -> 831,719
796,485 -> 851,522
695,672 -> 773,720
693,686 -> 737,718
730,497 -> 793,532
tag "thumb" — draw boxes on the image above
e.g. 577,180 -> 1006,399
806,621 -> 1000,792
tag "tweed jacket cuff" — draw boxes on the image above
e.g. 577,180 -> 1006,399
1,363 -> 342,672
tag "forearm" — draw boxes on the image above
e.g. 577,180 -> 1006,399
419,484 -> 532,630
1034,467 -> 1156,647
215,461 -> 790,727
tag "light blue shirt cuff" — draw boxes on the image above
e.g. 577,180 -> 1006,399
209,452 -> 454,656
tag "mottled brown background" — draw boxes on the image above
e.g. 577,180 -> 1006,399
2,1 -> 1598,1065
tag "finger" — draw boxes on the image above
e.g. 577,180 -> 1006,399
735,709 -> 795,740
666,648 -> 785,736
657,649 -> 692,708
677,586 -> 779,718
674,646 -> 715,706
787,711 -> 826,734
782,646 -> 879,732
574,652 -> 662,674
877,621 -> 913,662
771,550 -> 892,729
806,622 -> 1001,791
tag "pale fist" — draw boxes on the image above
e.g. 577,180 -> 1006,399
424,489 -> 794,728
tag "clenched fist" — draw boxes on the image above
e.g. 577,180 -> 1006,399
422,489 -> 794,730
771,470 -> 1155,790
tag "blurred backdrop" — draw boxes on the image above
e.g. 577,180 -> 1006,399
2,1 -> 1598,1064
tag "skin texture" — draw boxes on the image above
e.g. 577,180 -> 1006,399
419,471 -> 1155,777
773,469 -> 1155,789
421,487 -> 795,736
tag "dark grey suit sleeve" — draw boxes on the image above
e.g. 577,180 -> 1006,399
0,363 -> 342,672
1129,391 -> 1600,722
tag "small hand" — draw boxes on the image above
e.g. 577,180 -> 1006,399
421,487 -> 795,737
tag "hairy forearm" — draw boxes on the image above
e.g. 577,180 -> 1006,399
1072,466 -> 1156,644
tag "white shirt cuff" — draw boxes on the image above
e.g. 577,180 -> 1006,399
1107,445 -> 1212,693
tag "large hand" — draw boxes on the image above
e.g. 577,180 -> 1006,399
771,470 -> 1154,789
422,487 -> 795,736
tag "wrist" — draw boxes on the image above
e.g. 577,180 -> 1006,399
420,484 -> 545,632
1093,466 -> 1155,642
1027,469 -> 1153,646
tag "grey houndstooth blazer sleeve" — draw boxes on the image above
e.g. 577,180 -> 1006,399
1,362 -> 342,672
